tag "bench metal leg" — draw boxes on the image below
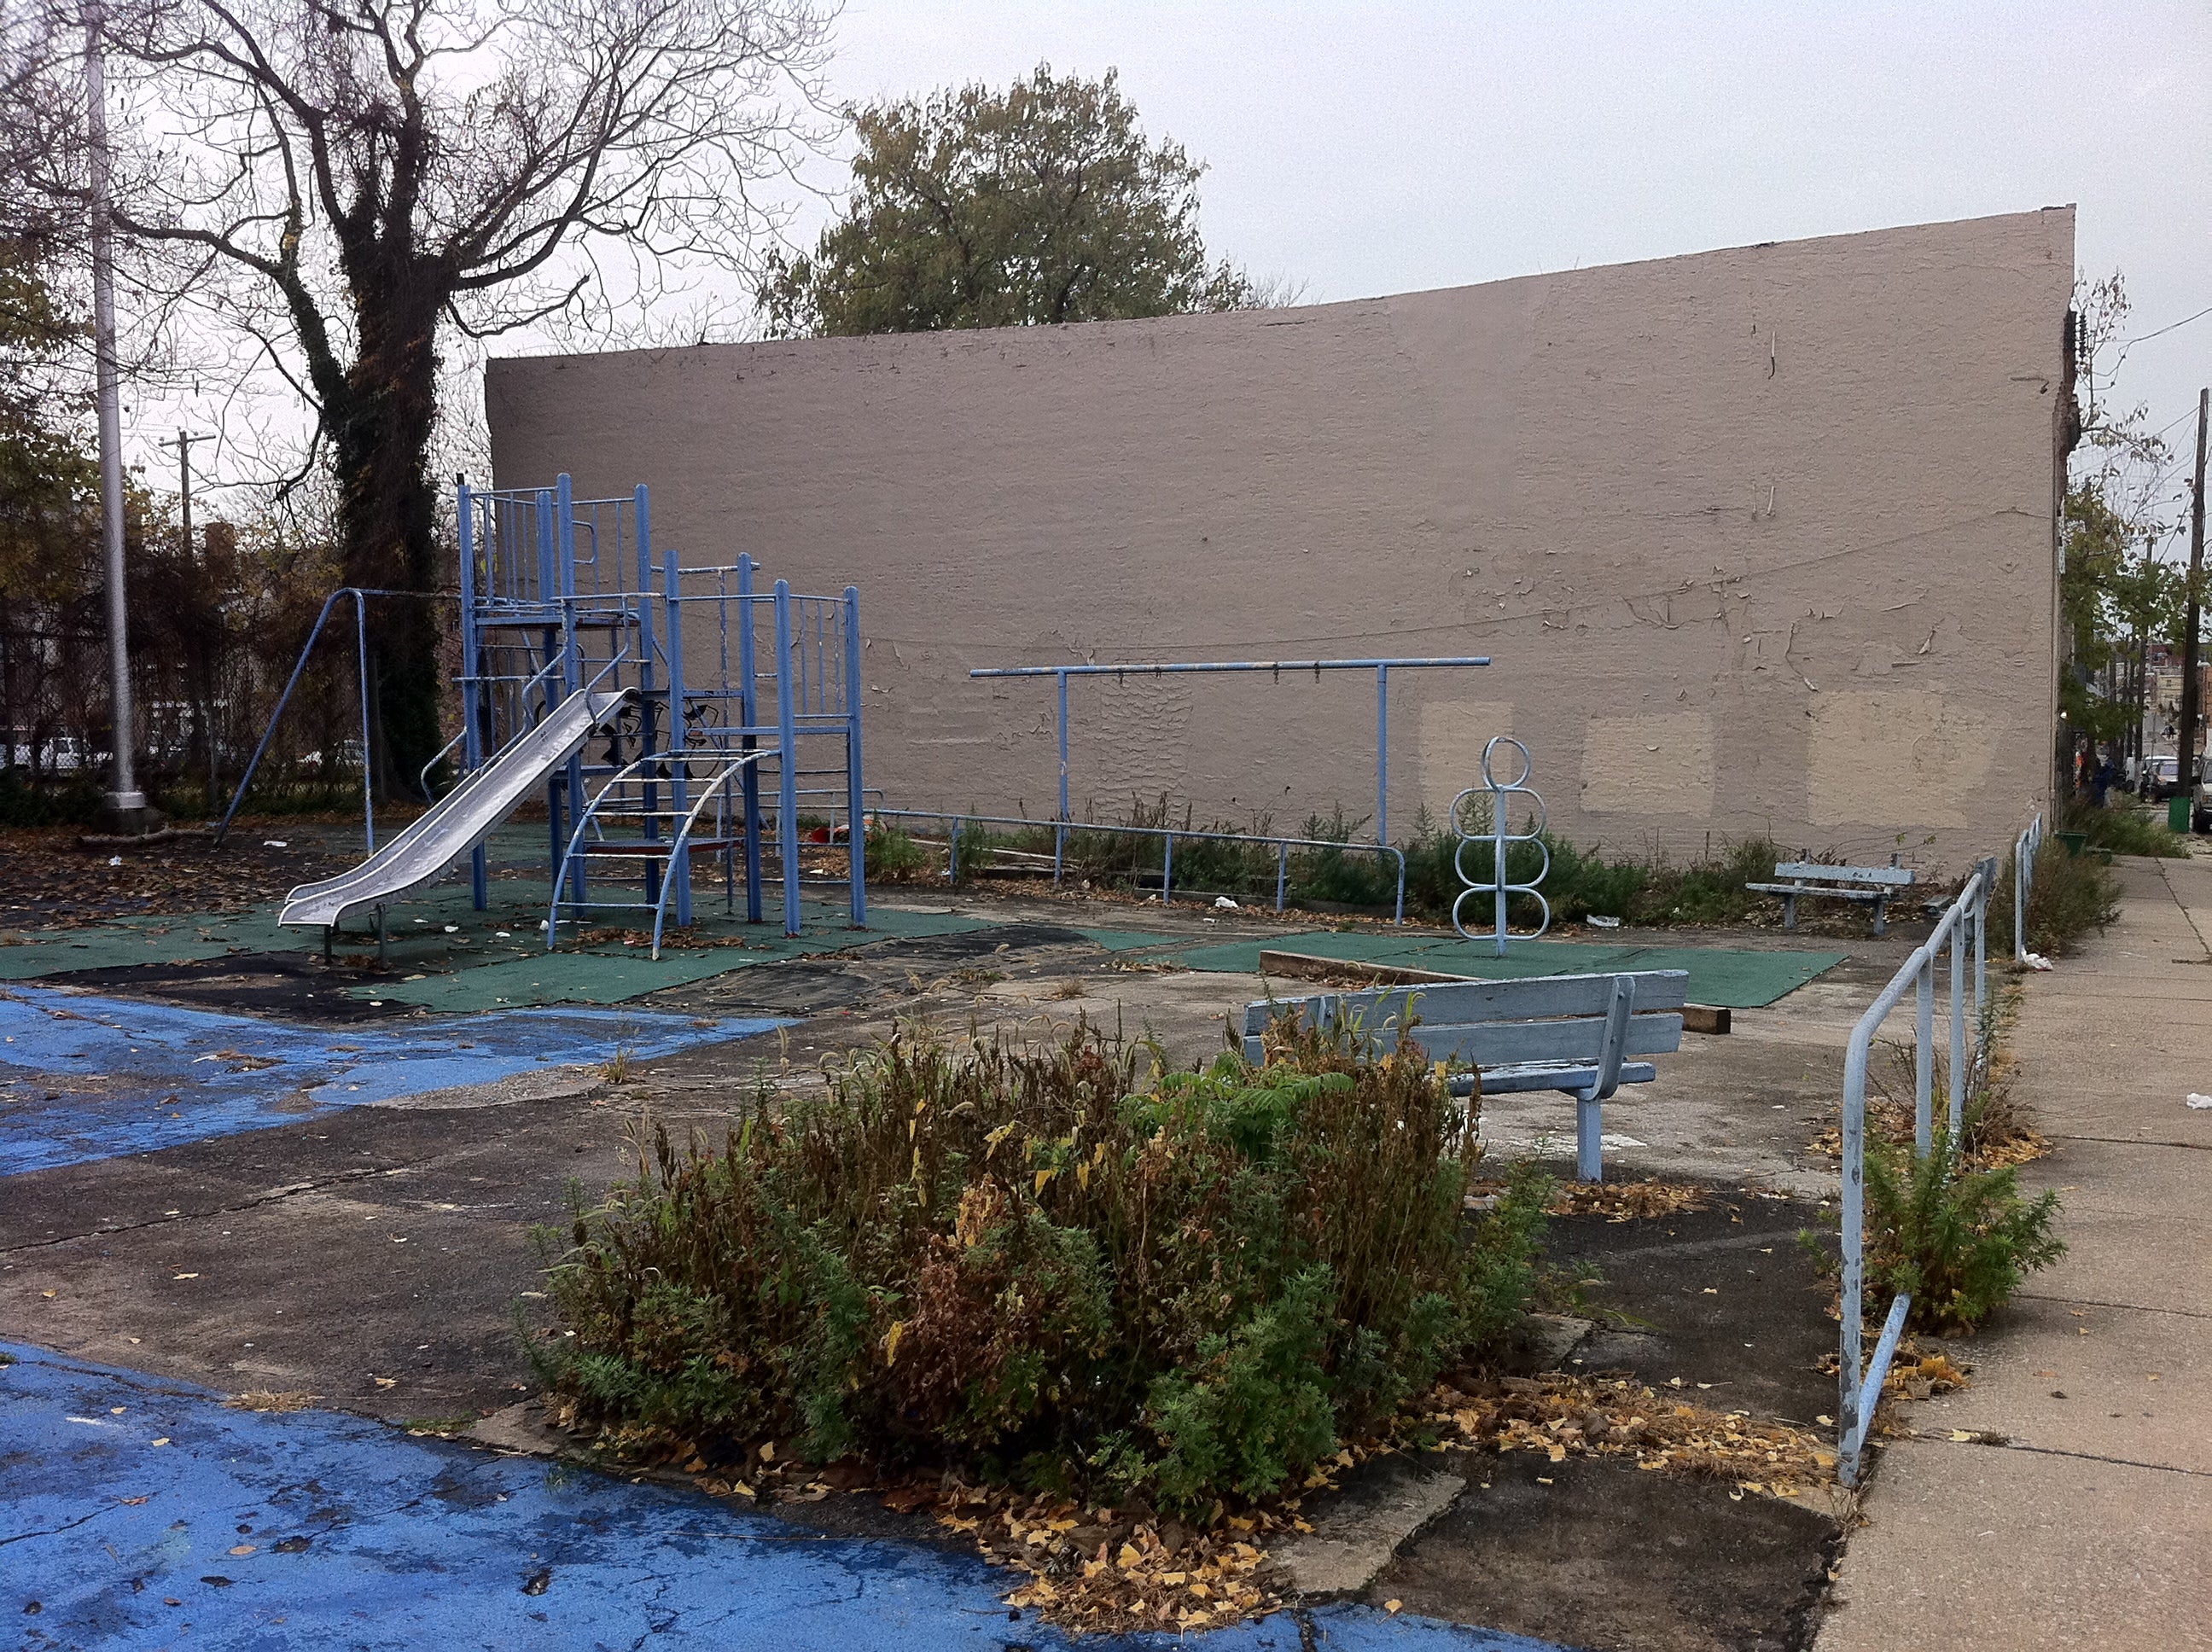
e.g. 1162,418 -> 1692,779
1871,895 -> 1887,939
1782,893 -> 1797,930
1572,974 -> 1636,1183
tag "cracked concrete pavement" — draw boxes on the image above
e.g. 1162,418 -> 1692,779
1815,852 -> 2212,1651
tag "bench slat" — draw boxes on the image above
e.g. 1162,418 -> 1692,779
1245,1011 -> 1682,1069
1414,1012 -> 1683,1067
1449,1061 -> 1657,1096
1240,969 -> 1690,1037
1771,862 -> 1914,887
1746,881 -> 1884,902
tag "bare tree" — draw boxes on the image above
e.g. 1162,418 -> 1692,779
31,0 -> 832,784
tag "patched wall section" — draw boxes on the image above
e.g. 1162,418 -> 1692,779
487,209 -> 2069,872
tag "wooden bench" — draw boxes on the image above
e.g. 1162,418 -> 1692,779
1241,970 -> 1689,1183
1745,861 -> 1916,937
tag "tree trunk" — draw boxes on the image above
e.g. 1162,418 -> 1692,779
328,282 -> 445,799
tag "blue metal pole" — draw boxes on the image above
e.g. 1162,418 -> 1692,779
970,657 -> 1491,678
737,556 -> 763,923
213,588 -> 345,847
1376,664 -> 1389,846
774,580 -> 800,937
457,481 -> 487,908
635,486 -> 661,911
666,549 -> 692,928
556,474 -> 585,910
353,590 -> 375,853
1057,667 -> 1069,887
536,490 -> 561,886
844,585 -> 867,928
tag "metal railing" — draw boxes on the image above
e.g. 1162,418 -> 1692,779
1837,855 -> 1995,1486
2013,812 -> 2045,963
870,807 -> 1412,923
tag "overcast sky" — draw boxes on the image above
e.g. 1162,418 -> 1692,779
786,0 -> 2210,541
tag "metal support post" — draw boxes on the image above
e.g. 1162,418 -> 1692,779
352,590 -> 375,852
843,585 -> 868,928
737,557 -> 763,923
635,487 -> 661,912
664,547 -> 691,927
556,475 -> 586,909
774,580 -> 801,937
1914,958 -> 1935,1156
1057,668 -> 1070,886
1376,664 -> 1390,846
457,481 -> 488,908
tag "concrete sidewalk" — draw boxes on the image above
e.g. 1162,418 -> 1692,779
1816,853 -> 2212,1651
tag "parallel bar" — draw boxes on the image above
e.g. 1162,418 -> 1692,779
971,657 -> 1490,676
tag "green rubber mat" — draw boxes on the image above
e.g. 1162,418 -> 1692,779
1074,927 -> 1205,952
1169,932 -> 1843,1009
0,930 -> 241,979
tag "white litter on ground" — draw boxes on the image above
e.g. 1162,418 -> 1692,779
260,839 -> 288,848
1586,915 -> 1622,928
1214,895 -> 1238,910
106,856 -> 121,867
2021,951 -> 2054,971
2186,1095 -> 2212,1111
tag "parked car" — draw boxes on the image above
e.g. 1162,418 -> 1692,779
2146,755 -> 2180,800
2196,765 -> 2211,835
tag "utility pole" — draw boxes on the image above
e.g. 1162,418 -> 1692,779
2180,388 -> 2208,826
86,3 -> 149,829
167,430 -> 208,559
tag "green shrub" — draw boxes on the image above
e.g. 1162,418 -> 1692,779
1862,1113 -> 2064,1336
2060,797 -> 2187,858
864,823 -> 928,881
0,767 -> 102,827
537,1018 -> 1550,1515
1997,843 -> 2122,957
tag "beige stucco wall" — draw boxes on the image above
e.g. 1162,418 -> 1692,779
486,208 -> 2070,872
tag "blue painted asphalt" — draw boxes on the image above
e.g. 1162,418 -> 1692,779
2,1342 -> 1572,1652
0,986 -> 786,1176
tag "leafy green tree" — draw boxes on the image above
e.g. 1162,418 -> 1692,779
0,236 -> 102,782
763,67 -> 1271,336
2059,274 -> 2199,788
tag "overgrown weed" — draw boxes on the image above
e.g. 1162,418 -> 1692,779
533,1015 -> 1551,1517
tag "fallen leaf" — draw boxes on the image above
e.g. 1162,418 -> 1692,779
373,1377 -> 399,1389
118,1495 -> 149,1506
521,1568 -> 552,1597
172,1273 -> 199,1281
228,1544 -> 255,1556
1384,1600 -> 1403,1614
149,1438 -> 171,1448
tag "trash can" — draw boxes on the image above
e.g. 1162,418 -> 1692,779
2173,794 -> 2193,835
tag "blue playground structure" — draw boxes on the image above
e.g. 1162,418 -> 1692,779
230,477 -> 867,957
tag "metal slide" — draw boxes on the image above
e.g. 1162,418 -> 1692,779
278,688 -> 631,929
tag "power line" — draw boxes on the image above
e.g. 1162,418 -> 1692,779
2123,302 -> 2212,349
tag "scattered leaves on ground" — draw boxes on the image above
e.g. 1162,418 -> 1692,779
1425,1371 -> 1837,1497
225,1390 -> 319,1413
